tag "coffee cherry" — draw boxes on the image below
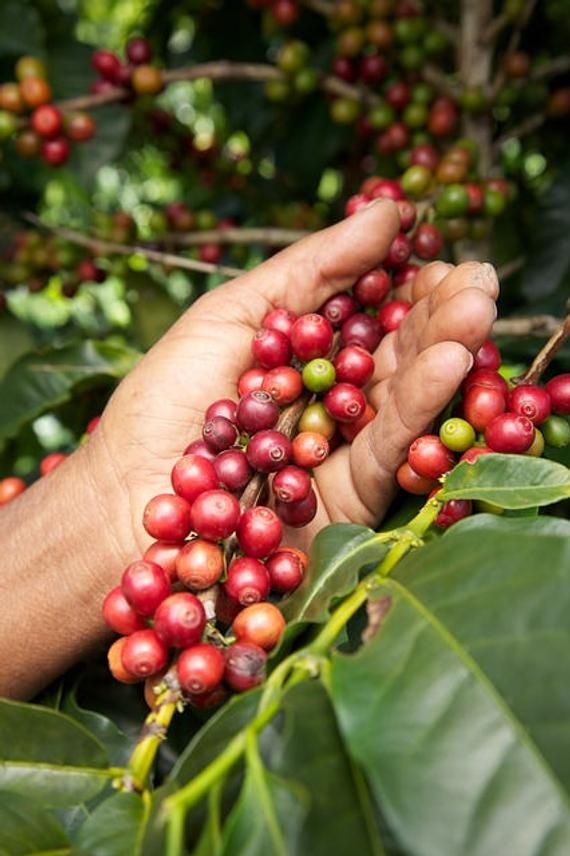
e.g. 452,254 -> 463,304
410,143 -> 439,171
435,184 -> 469,218
290,314 -> 333,361
396,461 -> 437,495
465,182 -> 484,214
190,490 -> 240,540
291,431 -> 330,467
396,200 -> 417,232
39,452 -> 67,476
266,550 -> 304,592
236,390 -> 279,433
393,263 -> 420,288
0,110 -> 16,139
246,430 -> 292,473
176,539 -> 224,590
386,80 -> 411,110
131,65 -> 163,95
353,269 -> 391,307
272,465 -> 312,503
320,293 -> 358,327
20,77 -> 52,107
224,641 -> 267,692
233,603 -> 286,651
202,416 -> 239,452
0,476 -> 26,505
401,165 -> 432,198
41,137 -> 70,166
526,428 -> 545,457
275,489 -> 318,527
435,499 -> 472,529
102,586 -> 147,634
384,233 -> 413,268
339,401 -> 376,441
252,328 -> 292,368
15,129 -> 41,158
205,398 -> 238,423
238,368 -> 266,397
171,454 -> 218,502
214,449 -> 252,492
408,435 -> 455,479
545,374 -> 570,415
225,557 -> 270,605
184,439 -> 216,462
31,105 -> 62,138
177,644 -> 225,696
126,37 -> 153,65
143,540 -> 186,581
77,259 -> 104,283
121,560 -> 171,616
108,638 -> 139,683
262,366 -> 303,405
509,384 -> 551,425
462,368 -> 508,396
92,50 -> 122,81
144,668 -> 168,709
302,358 -> 336,393
143,494 -> 192,541
66,112 -> 96,142
341,312 -> 382,352
378,300 -> 412,333
324,382 -> 366,423
485,413 -> 534,453
262,308 -> 297,337
272,0 -> 300,26
459,446 -> 493,464
474,338 -> 501,370
15,56 -> 46,81
121,629 -> 168,678
154,592 -> 206,647
345,193 -> 369,216
542,415 -> 570,448
439,417 -> 476,452
413,223 -> 443,260
463,386 -> 506,432
298,402 -> 336,438
237,506 -> 282,558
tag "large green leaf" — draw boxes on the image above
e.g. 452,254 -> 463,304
522,161 -> 570,300
331,516 -> 570,856
0,699 -> 113,807
0,339 -> 139,448
0,790 -> 70,856
62,685 -> 134,767
75,793 -> 148,856
440,453 -> 570,508
281,524 -> 388,624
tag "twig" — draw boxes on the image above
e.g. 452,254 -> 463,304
497,256 -> 525,280
490,0 -> 537,100
149,227 -> 310,248
518,315 -> 570,384
23,213 -> 245,279
493,315 -> 563,337
422,64 -> 461,100
482,12 -> 510,42
301,0 -> 334,14
530,55 -> 570,82
493,111 -> 546,152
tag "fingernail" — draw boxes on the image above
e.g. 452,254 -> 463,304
465,352 -> 474,374
471,262 -> 499,295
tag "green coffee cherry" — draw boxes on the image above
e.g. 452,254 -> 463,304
436,184 -> 470,217
302,358 -> 336,393
440,418 -> 476,452
484,187 -> 507,217
0,111 -> 17,140
368,102 -> 395,130
330,97 -> 360,124
542,415 -> 570,448
277,41 -> 309,75
401,164 -> 432,198
294,68 -> 318,95
525,428 -> 545,457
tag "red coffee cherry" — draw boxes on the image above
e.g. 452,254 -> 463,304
413,223 -> 444,260
214,449 -> 252,492
368,177 -> 406,201
205,398 -> 238,423
485,413 -> 535,453
359,52 -> 389,83
473,338 -> 501,371
272,0 -> 300,27
143,540 -> 186,581
396,461 -> 437,495
459,446 -> 493,464
66,112 -> 96,142
333,346 -> 375,387
378,299 -> 412,333
252,327 -> 292,368
386,80 -> 411,110
225,557 -> 270,605
102,586 -> 147,634
320,292 -> 358,327
262,307 -> 297,337
183,439 -> 217,462
76,259 -> 104,283
0,476 -> 26,505
262,366 -> 303,405
275,489 -> 318,527
462,368 -> 508,396
143,494 -> 192,541
465,182 -> 484,213
408,435 -> 455,479
237,506 -> 282,558
435,499 -> 472,529
233,603 -> 286,651
353,269 -> 391,307
39,452 -> 67,476
545,374 -> 570,415
224,641 -> 267,692
171,454 -> 219,502
291,431 -> 330,467
345,193 -> 369,216
410,143 -> 439,171
272,466 -> 312,503
324,383 -> 366,422
176,539 -> 224,590
92,49 -> 122,81
290,314 -> 334,361
202,416 -> 239,452
31,105 -> 63,138
246,430 -> 292,473
236,390 -> 280,433
126,37 -> 153,65
153,592 -> 206,647
339,401 -> 376,441
121,560 -> 171,617
41,137 -> 71,166
266,550 -> 305,592
509,384 -> 551,425
177,643 -> 225,696
463,386 -> 506,432
396,200 -> 417,232
108,638 -> 139,684
341,312 -> 382,352
121,629 -> 168,678
190,490 -> 240,540
238,367 -> 266,397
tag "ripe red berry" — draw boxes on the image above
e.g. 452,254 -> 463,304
291,431 -> 330,467
394,263 -> 420,288
31,105 -> 63,138
353,269 -> 391,307
41,137 -> 70,166
121,629 -> 168,678
408,434 -> 455,479
121,560 -> 171,616
266,550 -> 305,592
290,314 -> 334,361
368,178 -> 406,202
324,383 -> 366,422
396,200 -> 417,232
177,644 -> 225,695
320,292 -> 358,327
233,603 -> 286,651
272,466 -> 312,503
384,233 -> 413,268
545,374 -> 570,415
0,476 -> 26,505
171,454 -> 218,503
190,489 -> 240,541
396,461 -> 437,495
202,416 -> 239,452
459,446 -> 493,464
509,384 -> 551,425
465,182 -> 484,214
153,592 -> 206,647
77,259 -> 104,282
386,80 -> 411,110
143,494 -> 192,541
359,53 -> 389,83
108,638 -> 139,683
225,557 -> 270,605
224,641 -> 267,692
236,390 -> 279,433
413,223 -> 444,260
252,327 -> 292,368
410,143 -> 439,171
238,367 -> 266,397
463,385 -> 506,432
143,540 -> 186,581
176,539 -> 224,590
272,0 -> 300,26
214,449 -> 252,492
378,299 -> 412,333
435,499 -> 472,529
102,586 -> 147,634
246,430 -> 292,473
462,368 -> 508,396
275,489 -> 318,527
126,37 -> 153,65
39,452 -> 66,476
333,56 -> 357,83
205,398 -> 238,423
262,307 -> 297,338
341,312 -> 382,352
237,506 -> 282,558
333,346 -> 375,387
66,112 -> 96,142
183,439 -> 217,462
339,401 -> 376,441
485,413 -> 535,453
345,193 -> 370,216
92,50 -> 122,82
473,338 -> 501,371
262,366 -> 303,405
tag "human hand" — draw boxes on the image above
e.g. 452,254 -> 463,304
89,199 -> 498,568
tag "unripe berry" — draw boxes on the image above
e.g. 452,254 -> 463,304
225,557 -> 270,605
298,402 -> 336,439
214,449 -> 252,492
238,367 -> 266,397
171,454 -> 218,502
302,358 -> 336,393
202,416 -> 239,452
190,490 -> 240,541
341,313 -> 382,352
246,430 -> 292,473
224,641 -> 267,692
262,307 -> 297,337
353,269 -> 391,307
545,374 -> 570,415
291,431 -> 330,467
266,550 -> 305,592
473,338 -> 501,371
121,560 -> 171,617
121,629 -> 168,678
252,328 -> 292,369
272,466 -> 312,503
143,540 -> 186,581
177,644 -> 225,696
205,398 -> 238,423
542,415 -> 570,448
233,603 -> 286,651
20,77 -> 52,108
102,586 -> 147,635
39,452 -> 67,476
324,382 -> 366,422
131,65 -> 163,95
463,386 -> 506,432
275,489 -> 318,527
435,499 -> 472,529
485,413 -> 534,453
176,539 -> 224,590
237,506 -> 282,558
236,390 -> 279,433
408,434 -> 455,479
153,592 -> 206,647
143,494 -> 192,541
509,384 -> 551,425
334,346 -> 375,387
107,638 -> 139,683
290,314 -> 334,361
320,293 -> 358,327
377,299 -> 412,333
396,461 -> 437,495
262,366 -> 303,404
439,417 -> 476,452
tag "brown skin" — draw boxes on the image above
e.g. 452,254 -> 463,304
0,200 -> 498,699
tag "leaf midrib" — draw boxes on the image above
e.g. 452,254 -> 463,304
0,761 -> 114,777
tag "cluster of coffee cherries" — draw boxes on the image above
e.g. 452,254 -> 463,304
91,38 -> 163,97
397,340 -> 570,527
0,56 -> 95,166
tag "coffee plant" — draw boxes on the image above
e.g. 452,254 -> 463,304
0,0 -> 570,853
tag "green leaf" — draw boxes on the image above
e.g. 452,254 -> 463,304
331,516 -> 570,856
522,161 -> 570,300
0,699 -> 113,807
75,793 -> 148,856
281,524 -> 387,624
440,453 -> 570,508
62,685 -> 134,767
0,790 -> 70,856
0,2 -> 44,57
0,339 -> 140,449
